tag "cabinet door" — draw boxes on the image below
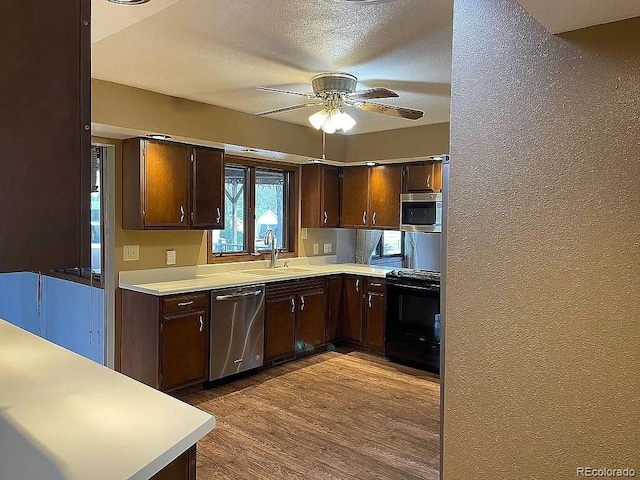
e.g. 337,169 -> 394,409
341,167 -> 370,228
321,167 -> 341,227
369,165 -> 402,229
192,147 -> 225,229
0,0 -> 90,272
342,276 -> 363,342
365,291 -> 385,349
301,165 -> 341,228
327,276 -> 343,343
144,141 -> 190,229
403,162 -> 442,193
296,289 -> 326,352
161,310 -> 208,391
265,295 -> 296,360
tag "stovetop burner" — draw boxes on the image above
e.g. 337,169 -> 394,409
387,269 -> 441,283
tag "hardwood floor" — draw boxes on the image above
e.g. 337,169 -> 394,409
184,351 -> 440,479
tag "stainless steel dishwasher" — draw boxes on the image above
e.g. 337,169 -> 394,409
209,284 -> 265,381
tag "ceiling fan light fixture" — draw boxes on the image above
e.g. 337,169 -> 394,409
308,108 -> 355,134
309,110 -> 329,130
335,111 -> 356,132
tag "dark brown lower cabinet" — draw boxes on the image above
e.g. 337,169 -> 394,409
364,291 -> 385,349
265,292 -> 297,361
161,311 -> 208,391
342,275 -> 364,343
121,290 -> 209,392
265,278 -> 328,362
296,287 -> 326,353
151,445 -> 196,480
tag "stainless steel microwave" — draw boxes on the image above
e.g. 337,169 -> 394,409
400,193 -> 442,232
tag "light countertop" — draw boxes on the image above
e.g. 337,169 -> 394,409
119,259 -> 396,296
0,319 -> 215,480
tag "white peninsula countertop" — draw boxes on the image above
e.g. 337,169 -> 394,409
119,258 -> 396,296
0,319 -> 215,480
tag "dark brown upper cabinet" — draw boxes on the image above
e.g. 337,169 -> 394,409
369,165 -> 401,229
341,165 -> 401,230
403,161 -> 443,194
122,139 -> 225,230
191,147 -> 225,229
340,166 -> 371,228
0,0 -> 90,272
301,165 -> 341,228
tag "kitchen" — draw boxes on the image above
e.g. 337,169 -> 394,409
1,1 -> 639,479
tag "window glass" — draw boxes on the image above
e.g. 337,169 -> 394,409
382,230 -> 402,256
213,166 -> 247,253
255,169 -> 286,250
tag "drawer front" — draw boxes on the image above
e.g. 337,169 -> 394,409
162,293 -> 207,314
365,278 -> 385,293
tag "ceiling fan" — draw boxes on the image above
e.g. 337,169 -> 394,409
251,73 -> 424,134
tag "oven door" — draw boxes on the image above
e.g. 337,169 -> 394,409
385,282 -> 440,342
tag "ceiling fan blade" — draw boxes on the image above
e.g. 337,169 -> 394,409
251,102 -> 322,117
347,87 -> 399,101
257,86 -> 316,99
348,101 -> 424,120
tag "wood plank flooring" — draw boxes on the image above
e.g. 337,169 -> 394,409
184,351 -> 440,479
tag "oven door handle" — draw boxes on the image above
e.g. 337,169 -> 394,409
387,282 -> 440,292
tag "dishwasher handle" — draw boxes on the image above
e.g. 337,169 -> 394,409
215,290 -> 263,301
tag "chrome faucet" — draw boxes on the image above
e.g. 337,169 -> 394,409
263,229 -> 280,268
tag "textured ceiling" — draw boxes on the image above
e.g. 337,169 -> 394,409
91,0 -> 454,135
517,0 -> 640,34
91,0 -> 638,135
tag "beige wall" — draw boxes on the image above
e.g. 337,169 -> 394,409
445,2 -> 639,479
92,79 -> 450,163
92,79 -> 347,162
345,122 -> 450,162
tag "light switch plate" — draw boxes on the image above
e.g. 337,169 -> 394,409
123,245 -> 139,262
301,228 -> 308,240
313,243 -> 319,255
166,250 -> 177,265
323,243 -> 332,253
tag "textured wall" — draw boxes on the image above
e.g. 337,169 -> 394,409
445,1 -> 639,479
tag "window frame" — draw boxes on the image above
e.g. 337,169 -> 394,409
207,156 -> 298,264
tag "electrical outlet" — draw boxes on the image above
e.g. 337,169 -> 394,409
313,243 -> 319,255
123,245 -> 139,262
301,228 -> 308,240
166,250 -> 177,265
323,243 -> 332,253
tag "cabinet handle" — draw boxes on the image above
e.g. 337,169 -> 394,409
324,211 -> 328,224
300,295 -> 305,311
370,282 -> 382,287
291,297 -> 295,313
362,211 -> 367,224
198,315 -> 203,332
216,207 -> 221,224
355,278 -> 359,292
368,294 -> 372,308
372,212 -> 376,225
426,174 -> 431,189
180,205 -> 185,223
177,301 -> 194,307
